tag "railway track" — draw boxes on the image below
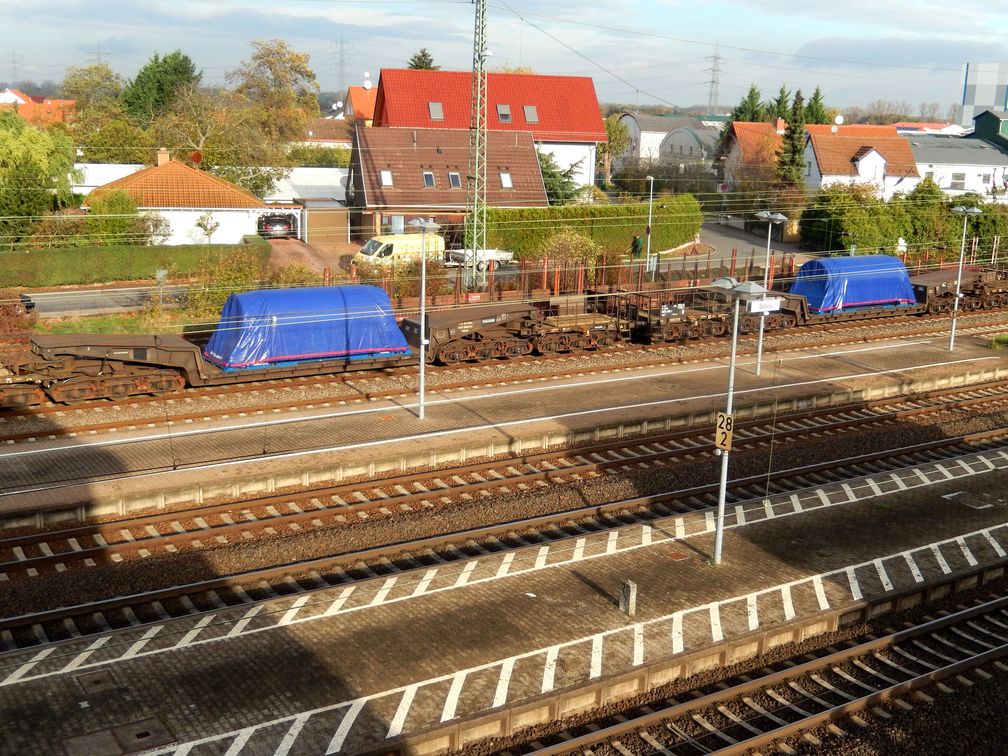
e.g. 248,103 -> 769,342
1,391 -> 1006,652
507,592 -> 1008,755
1,309 -> 1003,442
3,381 -> 1008,582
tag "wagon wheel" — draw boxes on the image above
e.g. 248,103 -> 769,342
437,343 -> 467,364
472,344 -> 494,363
739,315 -> 759,334
705,319 -> 726,338
778,314 -> 798,329
106,382 -> 133,399
150,374 -> 184,395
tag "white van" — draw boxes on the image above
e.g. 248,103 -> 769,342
353,234 -> 446,266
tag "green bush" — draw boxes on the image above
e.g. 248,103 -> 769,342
485,196 -> 702,258
0,238 -> 271,287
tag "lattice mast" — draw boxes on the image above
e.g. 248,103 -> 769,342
466,0 -> 488,256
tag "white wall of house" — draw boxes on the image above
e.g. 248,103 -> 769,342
917,161 -> 1008,201
0,89 -> 27,104
148,208 -> 263,245
536,142 -> 597,187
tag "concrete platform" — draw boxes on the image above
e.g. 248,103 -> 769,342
0,331 -> 1006,526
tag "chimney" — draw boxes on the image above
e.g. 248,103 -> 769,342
156,147 -> 170,166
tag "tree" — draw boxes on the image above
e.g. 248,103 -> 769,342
732,85 -> 765,122
228,38 -> 320,134
195,211 -> 220,244
538,152 -> 581,205
804,86 -> 829,124
59,63 -> 124,111
776,90 -> 806,186
79,118 -> 154,163
152,83 -> 289,197
122,50 -> 202,125
596,114 -> 630,187
407,48 -> 439,70
769,85 -> 791,121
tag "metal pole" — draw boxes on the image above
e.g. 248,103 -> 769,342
713,295 -> 740,565
949,213 -> 968,351
419,226 -> 428,419
646,176 -> 654,282
755,221 -> 772,376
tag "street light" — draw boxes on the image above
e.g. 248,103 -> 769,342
949,206 -> 982,351
708,277 -> 773,565
753,210 -> 788,376
408,218 -> 440,419
645,175 -> 655,281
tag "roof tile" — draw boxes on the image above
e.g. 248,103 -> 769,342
373,69 -> 606,143
88,160 -> 265,209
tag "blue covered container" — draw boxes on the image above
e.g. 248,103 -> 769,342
790,255 -> 915,314
203,285 -> 409,370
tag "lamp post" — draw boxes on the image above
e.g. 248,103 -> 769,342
753,210 -> 788,376
949,206 -> 982,351
708,278 -> 773,565
645,175 -> 655,281
408,218 -> 440,419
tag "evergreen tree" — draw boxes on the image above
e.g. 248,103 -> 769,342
776,90 -> 806,186
407,48 -> 439,70
804,86 -> 829,124
731,85 -> 765,122
769,84 -> 791,121
122,51 -> 202,125
538,152 -> 581,205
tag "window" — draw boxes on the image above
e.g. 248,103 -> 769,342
806,161 -> 812,176
925,171 -> 934,182
380,170 -> 393,187
422,171 -> 435,188
500,172 -> 513,189
448,171 -> 462,188
428,101 -> 444,121
523,104 -> 538,123
982,173 -> 992,184
496,104 -> 512,123
950,172 -> 966,191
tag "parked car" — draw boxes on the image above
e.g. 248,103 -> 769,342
16,293 -> 35,315
257,213 -> 297,239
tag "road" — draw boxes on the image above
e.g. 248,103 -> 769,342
26,285 -> 188,317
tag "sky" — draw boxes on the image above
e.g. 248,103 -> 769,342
4,0 -> 1008,114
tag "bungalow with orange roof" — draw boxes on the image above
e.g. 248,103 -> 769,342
803,124 -> 920,199
345,83 -> 377,126
85,149 -> 267,245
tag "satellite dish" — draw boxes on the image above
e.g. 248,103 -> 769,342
363,80 -> 372,90
190,151 -> 203,165
333,101 -> 343,110
835,114 -> 844,126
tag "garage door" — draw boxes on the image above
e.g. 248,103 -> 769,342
306,208 -> 349,245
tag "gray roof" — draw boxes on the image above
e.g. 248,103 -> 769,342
908,135 -> 1008,167
265,167 -> 348,203
622,112 -> 705,134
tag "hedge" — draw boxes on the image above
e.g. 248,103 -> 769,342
485,196 -> 703,257
0,236 -> 271,288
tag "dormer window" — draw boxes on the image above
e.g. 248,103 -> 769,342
428,101 -> 444,121
496,104 -> 512,123
523,105 -> 539,123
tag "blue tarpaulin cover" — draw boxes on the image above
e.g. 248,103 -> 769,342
203,285 -> 409,370
790,255 -> 915,313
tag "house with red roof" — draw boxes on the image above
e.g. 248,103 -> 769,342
0,88 -> 75,126
804,124 -> 920,199
720,120 -> 785,193
348,126 -> 547,239
371,69 -> 606,187
86,149 -> 267,245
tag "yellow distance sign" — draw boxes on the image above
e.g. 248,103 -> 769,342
715,411 -> 734,452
